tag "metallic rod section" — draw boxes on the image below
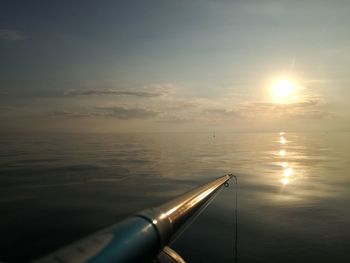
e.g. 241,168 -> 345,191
137,174 -> 233,247
35,174 -> 233,263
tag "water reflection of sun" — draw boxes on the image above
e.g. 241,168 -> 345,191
277,132 -> 295,186
284,167 -> 293,177
281,177 -> 289,185
280,136 -> 287,144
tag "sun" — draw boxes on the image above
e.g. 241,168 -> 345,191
274,79 -> 294,97
272,78 -> 296,103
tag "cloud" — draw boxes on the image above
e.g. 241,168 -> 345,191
0,106 -> 39,115
289,110 -> 333,120
95,107 -> 158,119
64,89 -> 161,97
144,83 -> 180,96
236,99 -> 334,120
63,83 -> 181,98
157,96 -> 331,122
205,108 -> 239,117
50,111 -> 90,118
156,115 -> 195,124
52,107 -> 158,120
0,29 -> 26,40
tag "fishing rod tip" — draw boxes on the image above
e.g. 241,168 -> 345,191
227,173 -> 238,184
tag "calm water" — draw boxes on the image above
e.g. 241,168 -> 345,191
0,132 -> 349,262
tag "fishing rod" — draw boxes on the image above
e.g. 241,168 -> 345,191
35,174 -> 235,263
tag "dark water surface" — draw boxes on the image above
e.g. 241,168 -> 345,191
0,132 -> 349,262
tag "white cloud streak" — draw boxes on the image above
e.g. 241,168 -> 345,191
64,89 -> 161,97
52,107 -> 159,120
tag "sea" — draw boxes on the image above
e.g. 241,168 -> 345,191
0,132 -> 349,262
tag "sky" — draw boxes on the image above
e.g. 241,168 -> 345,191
1,0 -> 350,133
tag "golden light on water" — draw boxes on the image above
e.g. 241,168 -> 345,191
284,167 -> 293,177
281,178 -> 290,185
281,162 -> 288,168
280,136 -> 287,144
277,132 -> 294,187
276,132 -> 301,187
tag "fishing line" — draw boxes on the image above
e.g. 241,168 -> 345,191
228,174 -> 238,263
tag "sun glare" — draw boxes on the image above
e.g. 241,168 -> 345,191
272,78 -> 296,103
